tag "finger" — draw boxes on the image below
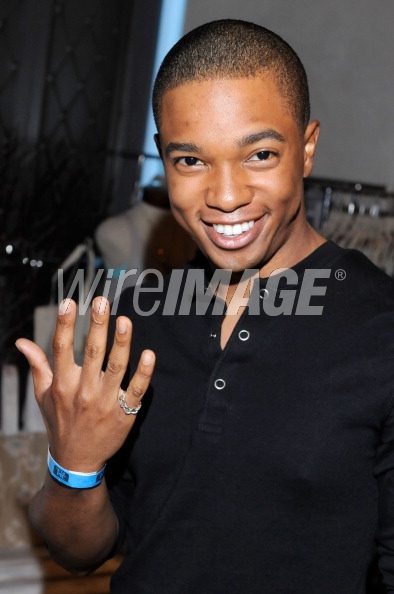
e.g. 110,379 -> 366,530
52,298 -> 78,370
101,315 -> 133,390
80,296 -> 112,380
15,338 -> 53,404
119,349 -> 156,413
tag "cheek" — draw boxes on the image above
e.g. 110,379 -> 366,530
167,175 -> 201,218
169,190 -> 194,216
273,161 -> 305,207
168,194 -> 196,235
257,174 -> 298,212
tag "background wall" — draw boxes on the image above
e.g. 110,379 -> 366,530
184,0 -> 394,190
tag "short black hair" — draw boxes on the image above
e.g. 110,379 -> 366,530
152,19 -> 310,133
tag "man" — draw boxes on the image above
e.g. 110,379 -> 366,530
16,19 -> 394,593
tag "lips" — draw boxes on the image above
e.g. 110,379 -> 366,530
213,220 -> 255,237
204,217 -> 263,251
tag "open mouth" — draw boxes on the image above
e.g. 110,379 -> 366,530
212,220 -> 255,238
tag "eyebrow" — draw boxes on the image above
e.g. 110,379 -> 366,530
236,129 -> 286,147
164,142 -> 202,158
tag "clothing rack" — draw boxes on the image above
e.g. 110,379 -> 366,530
304,177 -> 394,276
304,177 -> 389,227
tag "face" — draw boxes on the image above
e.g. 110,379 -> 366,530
156,76 -> 320,275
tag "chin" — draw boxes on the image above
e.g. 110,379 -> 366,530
209,255 -> 262,273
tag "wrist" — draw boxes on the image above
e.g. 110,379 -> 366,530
47,448 -> 106,489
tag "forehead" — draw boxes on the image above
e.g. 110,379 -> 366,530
159,76 -> 297,141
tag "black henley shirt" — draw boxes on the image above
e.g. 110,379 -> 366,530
106,240 -> 394,594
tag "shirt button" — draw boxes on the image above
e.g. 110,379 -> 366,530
214,378 -> 226,390
210,332 -> 217,339
238,329 -> 250,341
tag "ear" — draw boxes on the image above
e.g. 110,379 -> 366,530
303,120 -> 320,178
154,134 -> 163,159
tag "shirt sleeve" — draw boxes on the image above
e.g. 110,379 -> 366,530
105,437 -> 135,555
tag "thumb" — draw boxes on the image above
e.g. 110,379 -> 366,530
15,338 -> 53,401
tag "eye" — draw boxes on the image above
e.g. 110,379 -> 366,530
175,156 -> 202,166
249,150 -> 274,162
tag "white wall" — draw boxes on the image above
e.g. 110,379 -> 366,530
184,0 -> 394,190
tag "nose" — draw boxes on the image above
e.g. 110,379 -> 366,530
205,165 -> 253,212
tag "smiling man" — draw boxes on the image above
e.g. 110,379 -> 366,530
155,72 -> 322,277
17,19 -> 394,594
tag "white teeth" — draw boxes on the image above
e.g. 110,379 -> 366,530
233,224 -> 243,235
213,220 -> 254,237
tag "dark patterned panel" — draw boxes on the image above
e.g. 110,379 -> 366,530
0,0 -> 137,364
0,0 -> 22,141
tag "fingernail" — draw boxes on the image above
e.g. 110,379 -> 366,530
117,318 -> 127,334
94,297 -> 107,315
59,298 -> 72,315
141,350 -> 154,365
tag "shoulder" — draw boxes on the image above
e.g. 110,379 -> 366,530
314,244 -> 394,352
325,242 -> 394,301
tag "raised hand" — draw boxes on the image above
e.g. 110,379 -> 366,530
16,296 -> 155,473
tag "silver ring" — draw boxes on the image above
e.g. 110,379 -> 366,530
119,391 -> 142,415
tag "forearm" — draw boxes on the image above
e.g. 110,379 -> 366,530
29,473 -> 119,574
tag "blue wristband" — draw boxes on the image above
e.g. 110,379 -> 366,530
47,449 -> 106,489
